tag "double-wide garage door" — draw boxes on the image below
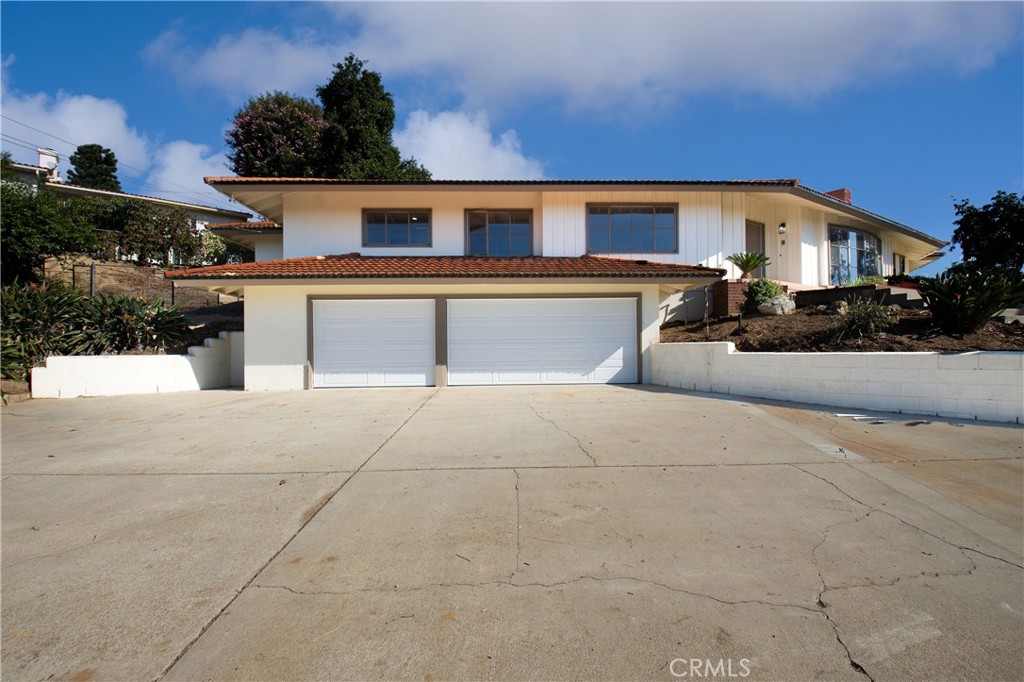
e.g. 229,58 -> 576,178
312,298 -> 637,388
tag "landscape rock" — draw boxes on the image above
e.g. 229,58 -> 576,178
758,294 -> 796,316
829,300 -> 849,315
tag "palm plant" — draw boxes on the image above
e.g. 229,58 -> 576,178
726,252 -> 771,279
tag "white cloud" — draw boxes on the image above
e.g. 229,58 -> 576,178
143,28 -> 341,102
147,3 -> 1019,112
347,2 -> 1020,110
145,141 -> 231,205
1,87 -> 151,171
1,77 -> 237,210
393,110 -> 544,180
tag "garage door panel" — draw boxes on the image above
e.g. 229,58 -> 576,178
447,298 -> 637,386
313,300 -> 434,388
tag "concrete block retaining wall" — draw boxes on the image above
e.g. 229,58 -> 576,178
651,342 -> 1023,424
31,332 -> 244,399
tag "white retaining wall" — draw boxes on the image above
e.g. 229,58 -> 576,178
651,342 -> 1023,424
32,332 -> 244,399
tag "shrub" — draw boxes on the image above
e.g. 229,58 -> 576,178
743,278 -> 784,312
918,268 -> 1024,334
1,281 -> 90,381
1,282 -> 189,382
847,275 -> 887,287
886,274 -> 923,289
831,297 -> 899,341
726,252 -> 771,278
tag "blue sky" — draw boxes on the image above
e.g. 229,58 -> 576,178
2,1 -> 1021,274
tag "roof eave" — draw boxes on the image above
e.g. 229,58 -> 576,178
789,186 -> 947,249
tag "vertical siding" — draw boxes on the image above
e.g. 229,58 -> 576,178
541,191 -> 727,265
800,208 -> 821,286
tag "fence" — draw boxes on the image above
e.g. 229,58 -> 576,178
44,259 -> 233,312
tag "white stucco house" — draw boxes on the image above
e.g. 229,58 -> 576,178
167,178 -> 947,391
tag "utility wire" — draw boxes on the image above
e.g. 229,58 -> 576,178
0,114 -> 236,208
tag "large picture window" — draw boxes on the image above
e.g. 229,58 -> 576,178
363,210 -> 431,247
830,225 -> 881,285
587,204 -> 677,254
467,210 -> 532,256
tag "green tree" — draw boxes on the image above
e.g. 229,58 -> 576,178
224,55 -> 430,180
0,182 -> 98,283
102,199 -> 201,266
67,144 -> 122,191
225,92 -> 327,177
1,151 -> 16,181
316,55 -> 430,180
951,191 -> 1023,274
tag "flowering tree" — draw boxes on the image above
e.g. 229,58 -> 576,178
225,92 -> 327,177
225,55 -> 430,180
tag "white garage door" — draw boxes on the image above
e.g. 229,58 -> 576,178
447,298 -> 637,386
312,300 -> 435,388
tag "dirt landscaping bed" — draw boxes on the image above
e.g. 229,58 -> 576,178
661,306 -> 1024,352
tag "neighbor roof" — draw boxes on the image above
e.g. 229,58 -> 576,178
166,254 -> 725,281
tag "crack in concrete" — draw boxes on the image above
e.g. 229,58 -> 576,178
252,575 -> 820,614
791,463 -> 1024,571
527,404 -> 597,466
794,461 -> 1024,682
512,467 -> 522,581
152,388 -> 440,682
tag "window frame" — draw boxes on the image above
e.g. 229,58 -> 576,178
829,224 -> 882,285
585,203 -> 679,255
362,209 -> 433,248
464,209 -> 534,257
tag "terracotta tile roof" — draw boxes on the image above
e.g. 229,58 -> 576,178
204,177 -> 801,188
166,255 -> 725,281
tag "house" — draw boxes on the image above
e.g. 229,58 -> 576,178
204,221 -> 283,261
7,148 -> 251,227
166,178 -> 947,391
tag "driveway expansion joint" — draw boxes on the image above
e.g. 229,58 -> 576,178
153,388 -> 440,682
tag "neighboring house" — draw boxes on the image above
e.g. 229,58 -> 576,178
167,178 -> 947,391
8,148 -> 251,227
205,221 -> 283,261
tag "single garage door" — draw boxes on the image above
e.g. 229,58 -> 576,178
447,298 -> 637,385
312,299 -> 435,388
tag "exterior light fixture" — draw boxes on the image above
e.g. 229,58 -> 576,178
777,222 -> 787,235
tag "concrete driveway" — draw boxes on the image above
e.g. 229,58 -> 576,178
2,386 -> 1021,681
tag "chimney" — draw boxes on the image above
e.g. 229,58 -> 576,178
825,187 -> 852,204
36,147 -> 61,183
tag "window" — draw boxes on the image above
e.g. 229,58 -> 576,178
587,204 -> 677,254
830,225 -> 881,285
467,210 -> 532,256
363,210 -> 431,247
892,253 -> 907,276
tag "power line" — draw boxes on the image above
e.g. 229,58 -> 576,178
0,114 -> 237,208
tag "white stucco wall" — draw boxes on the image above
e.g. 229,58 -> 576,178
243,283 -> 662,391
258,187 -> 939,293
254,236 -> 283,261
283,191 -> 542,259
31,332 -> 244,398
651,342 -> 1024,424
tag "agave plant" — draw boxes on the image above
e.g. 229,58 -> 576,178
726,252 -> 771,279
918,268 -> 1024,334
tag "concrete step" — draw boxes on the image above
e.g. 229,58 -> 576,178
1002,308 -> 1024,324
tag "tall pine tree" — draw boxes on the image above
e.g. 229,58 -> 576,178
67,144 -> 122,191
